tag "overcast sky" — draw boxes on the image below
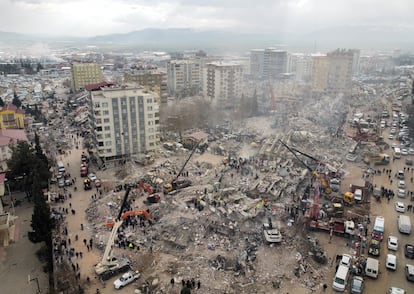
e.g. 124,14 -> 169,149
1,0 -> 413,37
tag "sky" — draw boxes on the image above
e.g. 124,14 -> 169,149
1,0 -> 413,37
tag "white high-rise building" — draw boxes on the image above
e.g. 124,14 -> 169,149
288,53 -> 313,82
203,62 -> 243,108
167,59 -> 202,97
88,84 -> 160,161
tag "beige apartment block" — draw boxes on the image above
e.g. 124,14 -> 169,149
203,62 -> 243,108
89,84 -> 160,161
71,63 -> 104,91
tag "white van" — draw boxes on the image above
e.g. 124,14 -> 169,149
398,215 -> 411,234
386,254 -> 397,270
332,264 -> 349,292
365,257 -> 379,278
354,189 -> 362,202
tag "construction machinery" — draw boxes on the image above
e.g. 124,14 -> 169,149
279,140 -> 332,195
83,178 -> 91,190
139,181 -> 161,204
363,153 -> 390,165
105,209 -> 153,228
163,140 -> 200,193
95,187 -> 132,280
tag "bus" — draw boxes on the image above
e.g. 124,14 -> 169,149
394,147 -> 401,159
372,216 -> 385,241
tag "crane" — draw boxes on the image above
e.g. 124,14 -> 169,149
95,186 -> 132,280
279,140 -> 322,219
164,140 -> 201,193
105,209 -> 153,228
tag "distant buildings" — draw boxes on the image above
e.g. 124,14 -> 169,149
0,104 -> 25,129
87,83 -> 160,161
167,59 -> 202,98
250,48 -> 288,79
124,66 -> 167,104
203,62 -> 243,108
311,49 -> 357,97
71,63 -> 104,92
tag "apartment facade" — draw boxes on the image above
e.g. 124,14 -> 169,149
71,63 -> 104,91
89,84 -> 160,161
124,67 -> 167,104
203,62 -> 243,108
166,59 -> 202,97
311,49 -> 355,97
288,53 -> 313,82
250,48 -> 288,79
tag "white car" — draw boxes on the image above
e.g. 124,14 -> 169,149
390,128 -> 397,134
386,254 -> 397,271
388,134 -> 394,140
398,180 -> 405,189
401,148 -> 409,156
113,270 -> 140,289
388,236 -> 399,251
395,202 -> 405,212
398,189 -> 406,198
340,254 -> 353,267
408,148 -> 414,155
87,173 -> 97,182
392,143 -> 398,149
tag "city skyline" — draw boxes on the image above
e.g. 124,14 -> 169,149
1,0 -> 413,37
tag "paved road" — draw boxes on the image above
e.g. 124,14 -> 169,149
0,193 -> 49,294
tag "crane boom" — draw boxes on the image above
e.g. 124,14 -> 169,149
101,186 -> 131,264
278,140 -> 313,173
174,140 -> 200,182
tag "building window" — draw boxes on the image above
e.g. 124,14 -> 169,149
103,110 -> 109,115
102,102 -> 109,108
147,98 -> 153,103
103,118 -> 110,123
105,141 -> 112,146
105,133 -> 111,138
148,114 -> 153,118
149,142 -> 154,146
147,106 -> 153,111
104,126 -> 110,131
106,148 -> 112,153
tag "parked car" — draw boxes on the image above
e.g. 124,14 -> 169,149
339,254 -> 353,268
405,244 -> 414,259
406,264 -> 414,282
87,173 -> 97,182
395,202 -> 405,213
398,180 -> 405,189
113,270 -> 140,289
369,238 -> 381,256
350,276 -> 364,294
398,189 -> 406,198
401,148 -> 409,156
58,180 -> 65,188
388,236 -> 399,251
386,254 -> 397,270
388,287 -> 406,294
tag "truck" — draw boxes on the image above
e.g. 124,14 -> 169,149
95,187 -> 133,281
309,218 -> 355,236
372,216 -> 385,241
363,153 -> 390,165
348,179 -> 367,203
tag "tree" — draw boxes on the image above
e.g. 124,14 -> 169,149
36,62 -> 43,72
0,97 -> 4,107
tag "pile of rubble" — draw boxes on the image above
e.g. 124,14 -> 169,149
84,91 -> 385,293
